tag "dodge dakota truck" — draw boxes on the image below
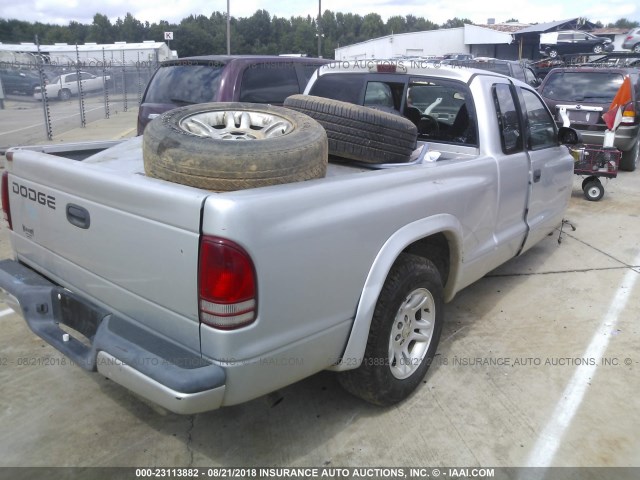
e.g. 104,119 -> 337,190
0,63 -> 579,414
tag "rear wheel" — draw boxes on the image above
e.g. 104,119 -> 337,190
583,179 -> 604,201
634,44 -> 640,54
548,49 -> 559,58
337,254 -> 443,406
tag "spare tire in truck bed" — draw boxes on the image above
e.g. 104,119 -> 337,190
143,102 -> 328,191
284,94 -> 418,164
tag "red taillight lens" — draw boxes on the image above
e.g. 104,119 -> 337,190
198,236 -> 256,329
1,171 -> 12,230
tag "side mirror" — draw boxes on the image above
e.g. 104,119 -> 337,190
558,126 -> 581,145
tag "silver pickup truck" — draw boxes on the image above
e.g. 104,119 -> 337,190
0,63 -> 579,414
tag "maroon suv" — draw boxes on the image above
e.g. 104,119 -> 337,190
537,67 -> 640,171
137,55 -> 331,135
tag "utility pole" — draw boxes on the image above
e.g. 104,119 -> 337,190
226,0 -> 231,55
317,0 -> 322,58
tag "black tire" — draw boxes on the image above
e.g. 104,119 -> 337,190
143,102 -> 328,191
284,94 -> 418,164
583,179 -> 604,201
548,49 -> 559,58
581,176 -> 596,192
337,254 -> 444,406
58,89 -> 71,101
619,138 -> 638,172
593,44 -> 604,54
634,44 -> 640,54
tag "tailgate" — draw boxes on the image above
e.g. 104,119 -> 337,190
5,138 -> 209,351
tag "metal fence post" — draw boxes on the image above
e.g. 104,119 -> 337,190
75,44 -> 86,128
35,35 -> 53,140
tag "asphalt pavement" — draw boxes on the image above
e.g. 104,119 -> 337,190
0,94 -> 138,151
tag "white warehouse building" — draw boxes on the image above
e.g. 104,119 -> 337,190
334,24 -> 522,60
0,41 -> 175,67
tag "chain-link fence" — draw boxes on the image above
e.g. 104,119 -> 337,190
0,54 -> 157,147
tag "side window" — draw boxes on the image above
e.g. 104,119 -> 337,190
492,83 -> 522,154
520,89 -> 557,150
364,82 -> 393,108
524,68 -> 538,87
308,73 -> 366,103
239,63 -> 299,103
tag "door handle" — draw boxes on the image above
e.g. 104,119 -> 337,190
533,169 -> 542,183
66,204 -> 90,229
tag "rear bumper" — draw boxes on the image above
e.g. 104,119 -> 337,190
577,125 -> 640,152
0,259 -> 225,414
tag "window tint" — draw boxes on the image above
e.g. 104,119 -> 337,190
144,64 -> 224,104
521,89 -> 557,150
364,82 -> 394,107
540,72 -> 624,103
493,84 -> 522,154
308,73 -> 366,103
410,79 -> 476,145
300,64 -> 325,86
524,68 -> 538,86
239,63 -> 299,103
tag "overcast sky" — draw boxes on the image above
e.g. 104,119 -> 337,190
1,0 -> 638,28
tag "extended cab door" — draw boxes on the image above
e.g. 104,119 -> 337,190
517,86 -> 574,252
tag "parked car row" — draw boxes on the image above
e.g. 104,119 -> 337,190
135,53 -> 639,174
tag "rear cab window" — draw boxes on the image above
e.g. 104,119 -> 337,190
310,72 -> 477,146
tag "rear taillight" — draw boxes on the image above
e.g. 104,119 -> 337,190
198,236 -> 257,329
621,102 -> 637,125
1,171 -> 12,230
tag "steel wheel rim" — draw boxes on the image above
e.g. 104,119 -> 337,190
388,287 -> 436,379
180,110 -> 294,140
587,185 -> 601,199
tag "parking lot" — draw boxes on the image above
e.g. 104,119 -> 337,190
0,107 -> 638,474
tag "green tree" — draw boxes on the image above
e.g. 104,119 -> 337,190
386,16 -> 408,35
607,18 -> 640,29
114,13 -> 146,42
87,13 -> 115,43
361,13 -> 385,40
441,17 -> 472,29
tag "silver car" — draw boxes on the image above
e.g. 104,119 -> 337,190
622,28 -> 640,53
